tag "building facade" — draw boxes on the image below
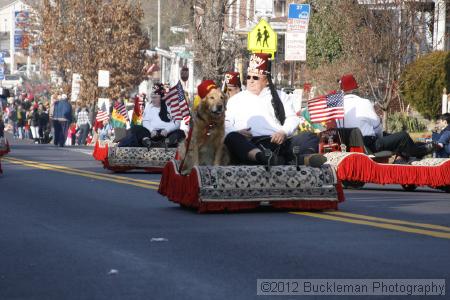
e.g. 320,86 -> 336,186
0,0 -> 33,74
223,0 -> 450,88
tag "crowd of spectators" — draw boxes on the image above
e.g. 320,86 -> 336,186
0,88 -> 147,147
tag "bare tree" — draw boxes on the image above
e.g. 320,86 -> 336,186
308,0 -> 434,128
186,0 -> 246,82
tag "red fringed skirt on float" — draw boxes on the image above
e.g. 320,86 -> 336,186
325,152 -> 450,188
0,139 -> 10,174
158,160 -> 345,213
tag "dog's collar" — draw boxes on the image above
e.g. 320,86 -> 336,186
196,111 -> 220,137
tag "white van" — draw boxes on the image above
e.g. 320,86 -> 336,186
1,74 -> 24,89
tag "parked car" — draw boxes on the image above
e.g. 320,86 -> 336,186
1,74 -> 24,89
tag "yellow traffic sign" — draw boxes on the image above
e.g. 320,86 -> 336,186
247,19 -> 277,57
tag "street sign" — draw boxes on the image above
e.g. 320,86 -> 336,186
98,70 -> 110,88
288,4 -> 310,19
247,19 -> 277,57
287,18 -> 309,32
285,4 -> 311,61
285,32 -> 307,61
71,73 -> 82,102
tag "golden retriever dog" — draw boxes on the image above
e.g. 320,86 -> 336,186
180,88 -> 229,174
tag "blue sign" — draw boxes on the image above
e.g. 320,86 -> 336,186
288,4 -> 310,20
14,31 -> 23,49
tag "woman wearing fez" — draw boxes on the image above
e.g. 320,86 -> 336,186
223,71 -> 242,98
118,83 -> 185,148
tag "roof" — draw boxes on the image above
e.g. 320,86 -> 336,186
0,0 -> 37,10
0,0 -> 18,9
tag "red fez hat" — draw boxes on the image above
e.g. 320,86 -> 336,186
197,80 -> 217,99
247,53 -> 271,75
340,74 -> 358,92
224,72 -> 241,86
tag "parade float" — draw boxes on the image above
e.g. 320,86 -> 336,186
92,139 -> 176,173
158,79 -> 345,213
158,157 -> 345,213
0,137 -> 10,174
319,128 -> 450,192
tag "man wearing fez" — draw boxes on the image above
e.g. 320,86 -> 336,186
224,53 -> 326,167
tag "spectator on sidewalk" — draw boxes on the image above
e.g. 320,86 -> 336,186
52,94 -> 73,147
38,103 -> 50,144
76,104 -> 91,145
29,106 -> 40,143
15,104 -> 26,139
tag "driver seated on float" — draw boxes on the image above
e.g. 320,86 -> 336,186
224,53 -> 326,167
339,74 -> 438,159
118,83 -> 185,148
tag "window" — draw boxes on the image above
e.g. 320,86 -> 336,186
274,0 -> 286,17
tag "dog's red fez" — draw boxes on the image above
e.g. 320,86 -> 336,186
247,53 -> 271,75
224,72 -> 241,86
340,74 -> 358,92
197,80 -> 217,99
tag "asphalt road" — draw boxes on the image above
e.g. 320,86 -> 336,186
1,137 -> 449,300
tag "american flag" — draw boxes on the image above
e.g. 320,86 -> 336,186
308,91 -> 345,123
95,102 -> 109,122
114,101 -> 128,120
163,81 -> 190,121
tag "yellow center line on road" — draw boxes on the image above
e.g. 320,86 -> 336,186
291,212 -> 450,240
325,211 -> 450,233
4,157 -> 160,186
3,157 -> 158,190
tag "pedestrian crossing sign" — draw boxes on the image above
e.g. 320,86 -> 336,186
247,19 -> 277,57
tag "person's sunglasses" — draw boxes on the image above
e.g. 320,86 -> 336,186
246,75 -> 260,81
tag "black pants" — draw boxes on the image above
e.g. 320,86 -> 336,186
365,131 -> 428,158
0,121 -> 4,138
118,125 -> 185,148
53,120 -> 69,147
77,124 -> 90,145
118,125 -> 151,147
150,129 -> 185,147
224,131 -> 319,164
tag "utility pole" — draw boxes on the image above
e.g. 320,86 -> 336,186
9,6 -> 15,74
147,25 -> 152,48
157,0 -> 161,48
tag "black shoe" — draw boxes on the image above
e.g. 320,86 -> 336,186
141,137 -> 152,148
424,141 -> 439,154
300,154 -> 327,168
255,151 -> 285,166
255,151 -> 270,165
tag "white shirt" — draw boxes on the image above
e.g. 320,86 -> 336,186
225,87 -> 300,136
142,104 -> 180,133
343,94 -> 382,138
